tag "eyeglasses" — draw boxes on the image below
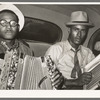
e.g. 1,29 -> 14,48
0,20 -> 18,27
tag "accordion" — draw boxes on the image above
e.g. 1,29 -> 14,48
14,55 -> 53,90
83,54 -> 100,90
0,41 -> 54,90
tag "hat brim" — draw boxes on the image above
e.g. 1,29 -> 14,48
0,4 -> 24,31
66,22 -> 94,28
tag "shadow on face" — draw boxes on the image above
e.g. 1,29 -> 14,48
0,11 -> 19,40
68,25 -> 89,48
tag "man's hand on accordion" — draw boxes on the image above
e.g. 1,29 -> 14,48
49,68 -> 64,89
76,72 -> 92,86
45,55 -> 64,89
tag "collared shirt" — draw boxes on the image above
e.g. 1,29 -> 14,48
0,39 -> 34,58
45,40 -> 95,79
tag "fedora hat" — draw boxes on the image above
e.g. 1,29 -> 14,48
0,4 -> 24,31
66,11 -> 94,28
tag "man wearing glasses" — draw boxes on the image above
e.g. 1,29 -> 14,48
0,4 -> 33,89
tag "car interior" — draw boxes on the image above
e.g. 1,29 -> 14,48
15,4 -> 100,57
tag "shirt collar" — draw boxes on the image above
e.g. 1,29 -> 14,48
0,39 -> 19,52
66,40 -> 81,52
11,39 -> 19,50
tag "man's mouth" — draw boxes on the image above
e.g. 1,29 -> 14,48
75,38 -> 81,42
6,31 -> 12,34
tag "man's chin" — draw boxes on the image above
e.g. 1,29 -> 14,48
75,42 -> 81,45
3,37 -> 15,40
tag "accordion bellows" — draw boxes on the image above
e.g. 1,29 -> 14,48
14,55 -> 53,90
0,53 -> 53,90
84,54 -> 100,90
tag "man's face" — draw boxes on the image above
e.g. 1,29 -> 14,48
0,12 -> 19,40
69,25 -> 89,46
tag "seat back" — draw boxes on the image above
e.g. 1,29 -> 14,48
29,42 -> 51,57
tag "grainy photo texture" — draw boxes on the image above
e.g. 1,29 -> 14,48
0,3 -> 100,90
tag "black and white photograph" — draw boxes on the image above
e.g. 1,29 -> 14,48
0,2 -> 100,98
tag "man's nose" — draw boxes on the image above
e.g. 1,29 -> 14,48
77,30 -> 81,37
6,23 -> 11,29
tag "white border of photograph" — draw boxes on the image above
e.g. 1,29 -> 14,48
0,2 -> 100,98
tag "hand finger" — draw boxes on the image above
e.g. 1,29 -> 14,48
82,77 -> 92,84
48,68 -> 58,75
49,70 -> 61,78
83,72 -> 92,76
52,76 -> 64,87
51,73 -> 63,83
51,68 -> 59,73
83,75 -> 92,80
82,73 -> 92,78
51,74 -> 60,82
51,72 -> 62,83
84,78 -> 91,83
